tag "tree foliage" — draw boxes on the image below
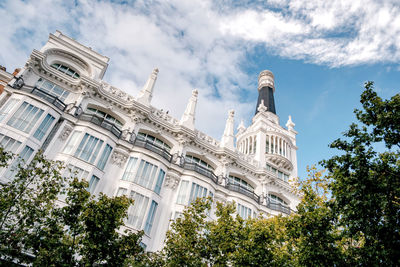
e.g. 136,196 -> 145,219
323,82 -> 400,265
1,81 -> 398,266
0,150 -> 145,266
149,82 -> 399,266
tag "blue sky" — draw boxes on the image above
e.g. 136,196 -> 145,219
1,0 -> 399,180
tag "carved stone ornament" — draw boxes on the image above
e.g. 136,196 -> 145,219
128,109 -> 144,123
110,150 -> 129,167
58,124 -> 74,140
164,173 -> 181,190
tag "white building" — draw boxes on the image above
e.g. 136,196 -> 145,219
0,31 -> 300,251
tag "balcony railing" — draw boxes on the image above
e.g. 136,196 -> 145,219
225,182 -> 260,203
133,138 -> 173,162
79,113 -> 122,138
266,201 -> 291,215
182,161 -> 218,184
16,85 -> 67,111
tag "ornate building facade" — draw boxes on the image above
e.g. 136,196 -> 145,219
0,31 -> 299,251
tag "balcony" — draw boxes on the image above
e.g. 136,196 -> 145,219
182,161 -> 218,184
133,138 -> 173,162
79,113 -> 122,138
16,85 -> 66,111
266,201 -> 291,215
225,182 -> 260,203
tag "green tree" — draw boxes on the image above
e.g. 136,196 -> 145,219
155,198 -> 288,267
285,167 -> 344,267
0,149 -> 145,266
323,82 -> 400,265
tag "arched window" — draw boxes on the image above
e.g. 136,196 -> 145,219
35,78 -> 70,101
268,194 -> 288,206
51,63 -> 80,79
86,107 -> 123,129
185,155 -> 214,171
228,175 -> 254,192
137,132 -> 171,152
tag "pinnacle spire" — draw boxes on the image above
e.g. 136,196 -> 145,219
220,110 -> 235,150
286,115 -> 295,131
180,89 -> 198,130
136,68 -> 159,106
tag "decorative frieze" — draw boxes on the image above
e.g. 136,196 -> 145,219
164,172 -> 181,190
58,123 -> 74,140
110,149 -> 129,167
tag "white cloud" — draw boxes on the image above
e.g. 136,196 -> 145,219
222,0 -> 400,67
0,0 -> 398,139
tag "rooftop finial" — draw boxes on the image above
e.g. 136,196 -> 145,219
258,70 -> 274,92
180,89 -> 198,130
257,99 -> 267,113
237,119 -> 246,133
220,110 -> 235,150
136,68 -> 159,106
286,115 -> 295,131
255,70 -> 276,115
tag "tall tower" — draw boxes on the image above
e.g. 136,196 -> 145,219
236,70 -> 298,189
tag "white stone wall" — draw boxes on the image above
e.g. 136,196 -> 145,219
0,31 -> 300,252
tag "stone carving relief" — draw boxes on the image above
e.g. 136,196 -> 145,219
99,81 -> 135,102
128,109 -> 144,123
164,173 -> 181,190
58,123 -> 74,141
110,150 -> 129,167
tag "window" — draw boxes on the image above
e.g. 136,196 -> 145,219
33,113 -> 55,141
96,144 -> 113,170
0,134 -> 22,151
137,132 -> 171,152
185,155 -> 214,171
74,133 -> 104,164
176,180 -> 189,204
63,132 -> 112,169
122,157 -> 138,182
268,194 -> 288,206
237,203 -> 252,219
116,187 -> 128,196
127,191 -> 149,229
51,63 -> 80,79
0,98 -> 19,122
35,78 -> 70,101
228,175 -> 254,192
154,169 -> 165,194
7,102 -> 44,133
144,200 -> 158,235
189,182 -> 207,204
63,131 -> 82,154
134,160 -> 158,189
87,107 -> 122,128
64,164 -> 89,180
4,145 -> 34,179
88,175 -> 100,194
121,157 -> 165,193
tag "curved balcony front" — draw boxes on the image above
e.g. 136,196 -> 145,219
265,153 -> 293,171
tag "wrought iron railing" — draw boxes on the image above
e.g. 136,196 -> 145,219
134,138 -> 173,162
16,85 -> 67,111
182,161 -> 218,184
266,201 -> 291,215
79,113 -> 122,138
225,182 -> 260,203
